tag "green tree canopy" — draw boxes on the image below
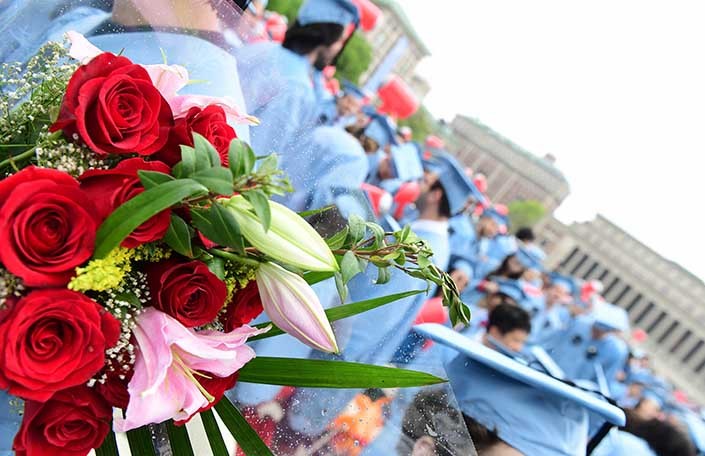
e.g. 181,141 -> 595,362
266,0 -> 303,23
507,200 -> 546,232
398,105 -> 437,142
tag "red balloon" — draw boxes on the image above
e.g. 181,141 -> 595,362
377,75 -> 419,119
361,183 -> 389,217
264,12 -> 287,43
474,174 -> 488,194
425,135 -> 445,149
631,328 -> 648,344
351,0 -> 382,31
393,181 -> 421,219
494,204 -> 509,216
414,297 -> 447,325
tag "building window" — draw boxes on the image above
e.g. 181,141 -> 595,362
695,357 -> 705,374
633,301 -> 654,326
604,277 -> 621,296
626,294 -> 642,312
614,285 -> 632,306
669,329 -> 692,353
646,311 -> 666,334
598,269 -> 610,281
657,320 -> 678,344
584,261 -> 600,278
682,340 -> 704,364
569,254 -> 590,275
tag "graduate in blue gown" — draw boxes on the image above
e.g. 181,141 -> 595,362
235,0 -> 360,156
411,323 -> 626,456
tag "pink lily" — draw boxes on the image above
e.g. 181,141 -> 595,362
256,262 -> 339,353
114,308 -> 267,432
169,94 -> 260,125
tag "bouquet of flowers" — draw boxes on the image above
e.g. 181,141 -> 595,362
0,33 -> 468,456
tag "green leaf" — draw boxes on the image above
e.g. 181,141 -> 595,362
238,357 -> 446,388
228,139 -> 255,176
298,205 -> 334,219
340,250 -> 362,284
95,430 -> 118,456
193,132 -> 221,167
303,270 -> 335,285
127,426 -> 156,456
398,224 -> 411,243
365,222 -> 385,247
325,227 -> 349,250
257,154 -> 278,174
163,214 -> 193,257
206,256 -> 226,280
214,398 -> 274,456
166,421 -> 195,456
138,170 -> 175,190
94,179 -> 208,259
250,289 -> 424,341
191,166 -> 234,196
180,145 -> 197,176
334,271 -> 347,303
209,202 -> 245,252
243,190 -> 271,232
348,214 -> 366,243
375,266 -> 391,285
201,409 -> 229,456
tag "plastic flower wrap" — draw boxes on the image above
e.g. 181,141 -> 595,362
0,32 -> 464,456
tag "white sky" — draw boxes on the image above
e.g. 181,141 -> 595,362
400,0 -> 705,281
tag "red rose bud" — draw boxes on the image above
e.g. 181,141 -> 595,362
222,281 -> 264,331
50,52 -> 174,156
0,166 -> 100,287
154,104 -> 237,166
147,259 -> 227,327
0,289 -> 120,402
79,158 -> 172,248
13,386 -> 112,456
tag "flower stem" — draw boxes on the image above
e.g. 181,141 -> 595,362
209,248 -> 262,267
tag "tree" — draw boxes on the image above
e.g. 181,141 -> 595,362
507,200 -> 546,232
334,32 -> 373,84
398,105 -> 437,142
266,0 -> 303,23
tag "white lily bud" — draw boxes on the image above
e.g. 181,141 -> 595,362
226,195 -> 339,272
256,262 -> 338,353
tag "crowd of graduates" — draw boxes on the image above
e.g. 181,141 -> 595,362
2,0 -> 705,454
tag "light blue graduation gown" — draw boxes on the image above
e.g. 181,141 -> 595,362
235,42 -> 319,156
448,213 -> 476,279
0,390 -> 21,455
280,125 -> 368,212
542,317 -> 628,386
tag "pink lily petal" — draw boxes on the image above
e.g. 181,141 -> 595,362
170,94 -> 260,126
143,63 -> 190,102
66,30 -> 102,64
114,308 -> 267,432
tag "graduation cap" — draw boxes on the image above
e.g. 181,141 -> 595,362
516,246 -> 545,271
591,302 -> 630,333
480,206 -> 509,228
414,323 -> 626,456
363,113 -> 398,150
422,153 -> 484,215
390,143 -> 424,182
548,272 -> 578,296
341,80 -> 368,101
297,0 -> 360,27
493,277 -> 528,303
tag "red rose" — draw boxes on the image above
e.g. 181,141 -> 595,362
0,166 -> 100,287
79,158 -> 172,248
155,105 -> 236,166
174,372 -> 239,425
147,259 -> 227,327
0,289 -> 120,401
50,52 -> 173,156
13,386 -> 112,456
222,281 -> 264,331
96,368 -> 132,410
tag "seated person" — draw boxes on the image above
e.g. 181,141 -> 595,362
482,303 -> 532,356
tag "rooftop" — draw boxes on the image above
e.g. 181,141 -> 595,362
453,114 -> 569,185
372,0 -> 431,56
